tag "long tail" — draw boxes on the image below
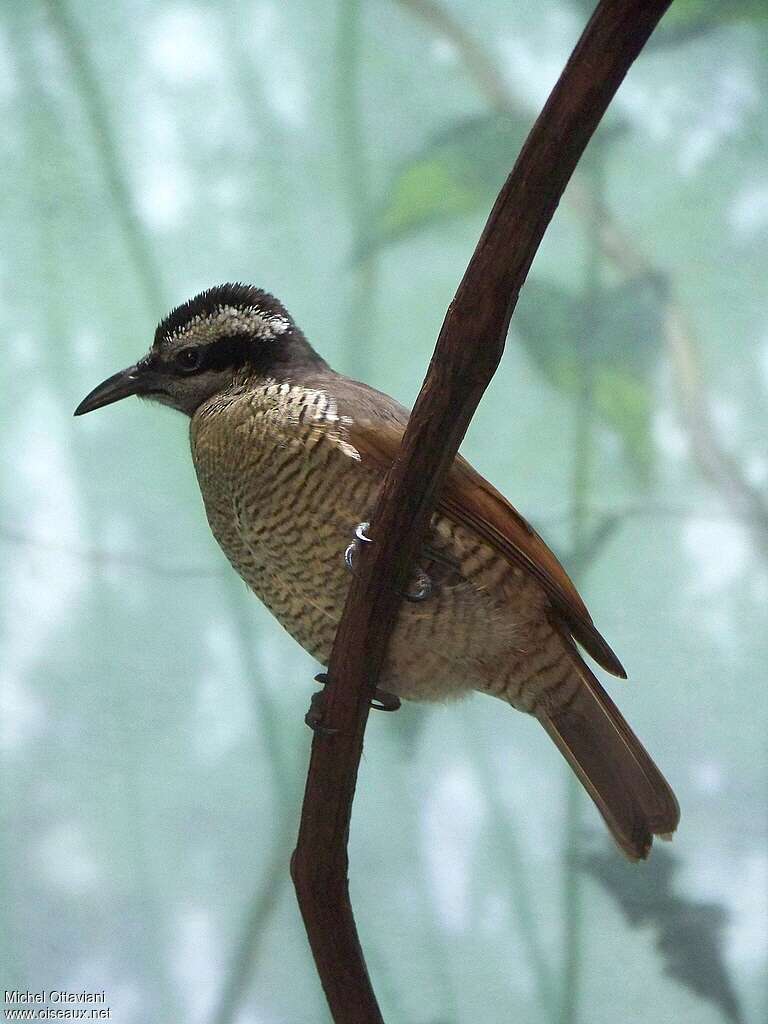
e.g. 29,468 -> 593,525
538,661 -> 680,860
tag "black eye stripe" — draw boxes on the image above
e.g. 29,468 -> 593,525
203,333 -> 256,371
166,333 -> 257,375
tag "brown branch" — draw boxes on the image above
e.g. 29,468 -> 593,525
399,0 -> 768,565
290,3 -> 672,1022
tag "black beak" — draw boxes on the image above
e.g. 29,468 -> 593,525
74,363 -> 147,416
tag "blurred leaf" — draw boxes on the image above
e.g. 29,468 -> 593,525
361,113 -> 530,253
660,0 -> 768,29
574,0 -> 768,49
593,367 -> 654,472
586,272 -> 668,370
582,844 -> 743,1024
514,274 -> 666,478
364,113 -> 627,257
514,280 -> 581,389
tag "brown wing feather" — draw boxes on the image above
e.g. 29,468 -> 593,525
328,376 -> 625,679
443,456 -> 626,678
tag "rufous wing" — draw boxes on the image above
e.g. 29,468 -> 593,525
338,383 -> 625,679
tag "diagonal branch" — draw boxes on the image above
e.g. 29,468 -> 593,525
399,0 -> 768,566
290,3 -> 672,1022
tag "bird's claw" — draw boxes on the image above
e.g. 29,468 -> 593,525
306,672 -> 401,731
355,521 -> 373,544
404,569 -> 432,603
304,680 -> 339,735
370,690 -> 401,712
344,520 -> 372,573
344,521 -> 433,602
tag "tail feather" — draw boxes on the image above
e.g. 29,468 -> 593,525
539,663 -> 680,861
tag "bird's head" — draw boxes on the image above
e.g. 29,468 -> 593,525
74,283 -> 327,418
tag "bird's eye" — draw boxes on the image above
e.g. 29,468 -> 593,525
176,347 -> 201,373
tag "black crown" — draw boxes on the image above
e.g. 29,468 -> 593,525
155,283 -> 293,345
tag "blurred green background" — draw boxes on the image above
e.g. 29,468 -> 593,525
2,1 -> 766,1022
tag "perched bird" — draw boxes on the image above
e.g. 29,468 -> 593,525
75,282 -> 679,859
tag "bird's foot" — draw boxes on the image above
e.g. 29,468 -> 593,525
370,689 -> 401,712
344,521 -> 433,602
304,686 -> 339,735
305,672 -> 401,733
344,521 -> 373,572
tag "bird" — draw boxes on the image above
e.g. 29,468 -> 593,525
75,282 -> 679,860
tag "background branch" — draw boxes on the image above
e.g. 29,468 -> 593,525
290,3 -> 672,1021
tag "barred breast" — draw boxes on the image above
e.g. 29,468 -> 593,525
190,379 -> 555,706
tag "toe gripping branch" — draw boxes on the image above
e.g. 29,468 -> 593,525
344,521 -> 432,602
308,518 -> 460,734
305,672 -> 401,735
